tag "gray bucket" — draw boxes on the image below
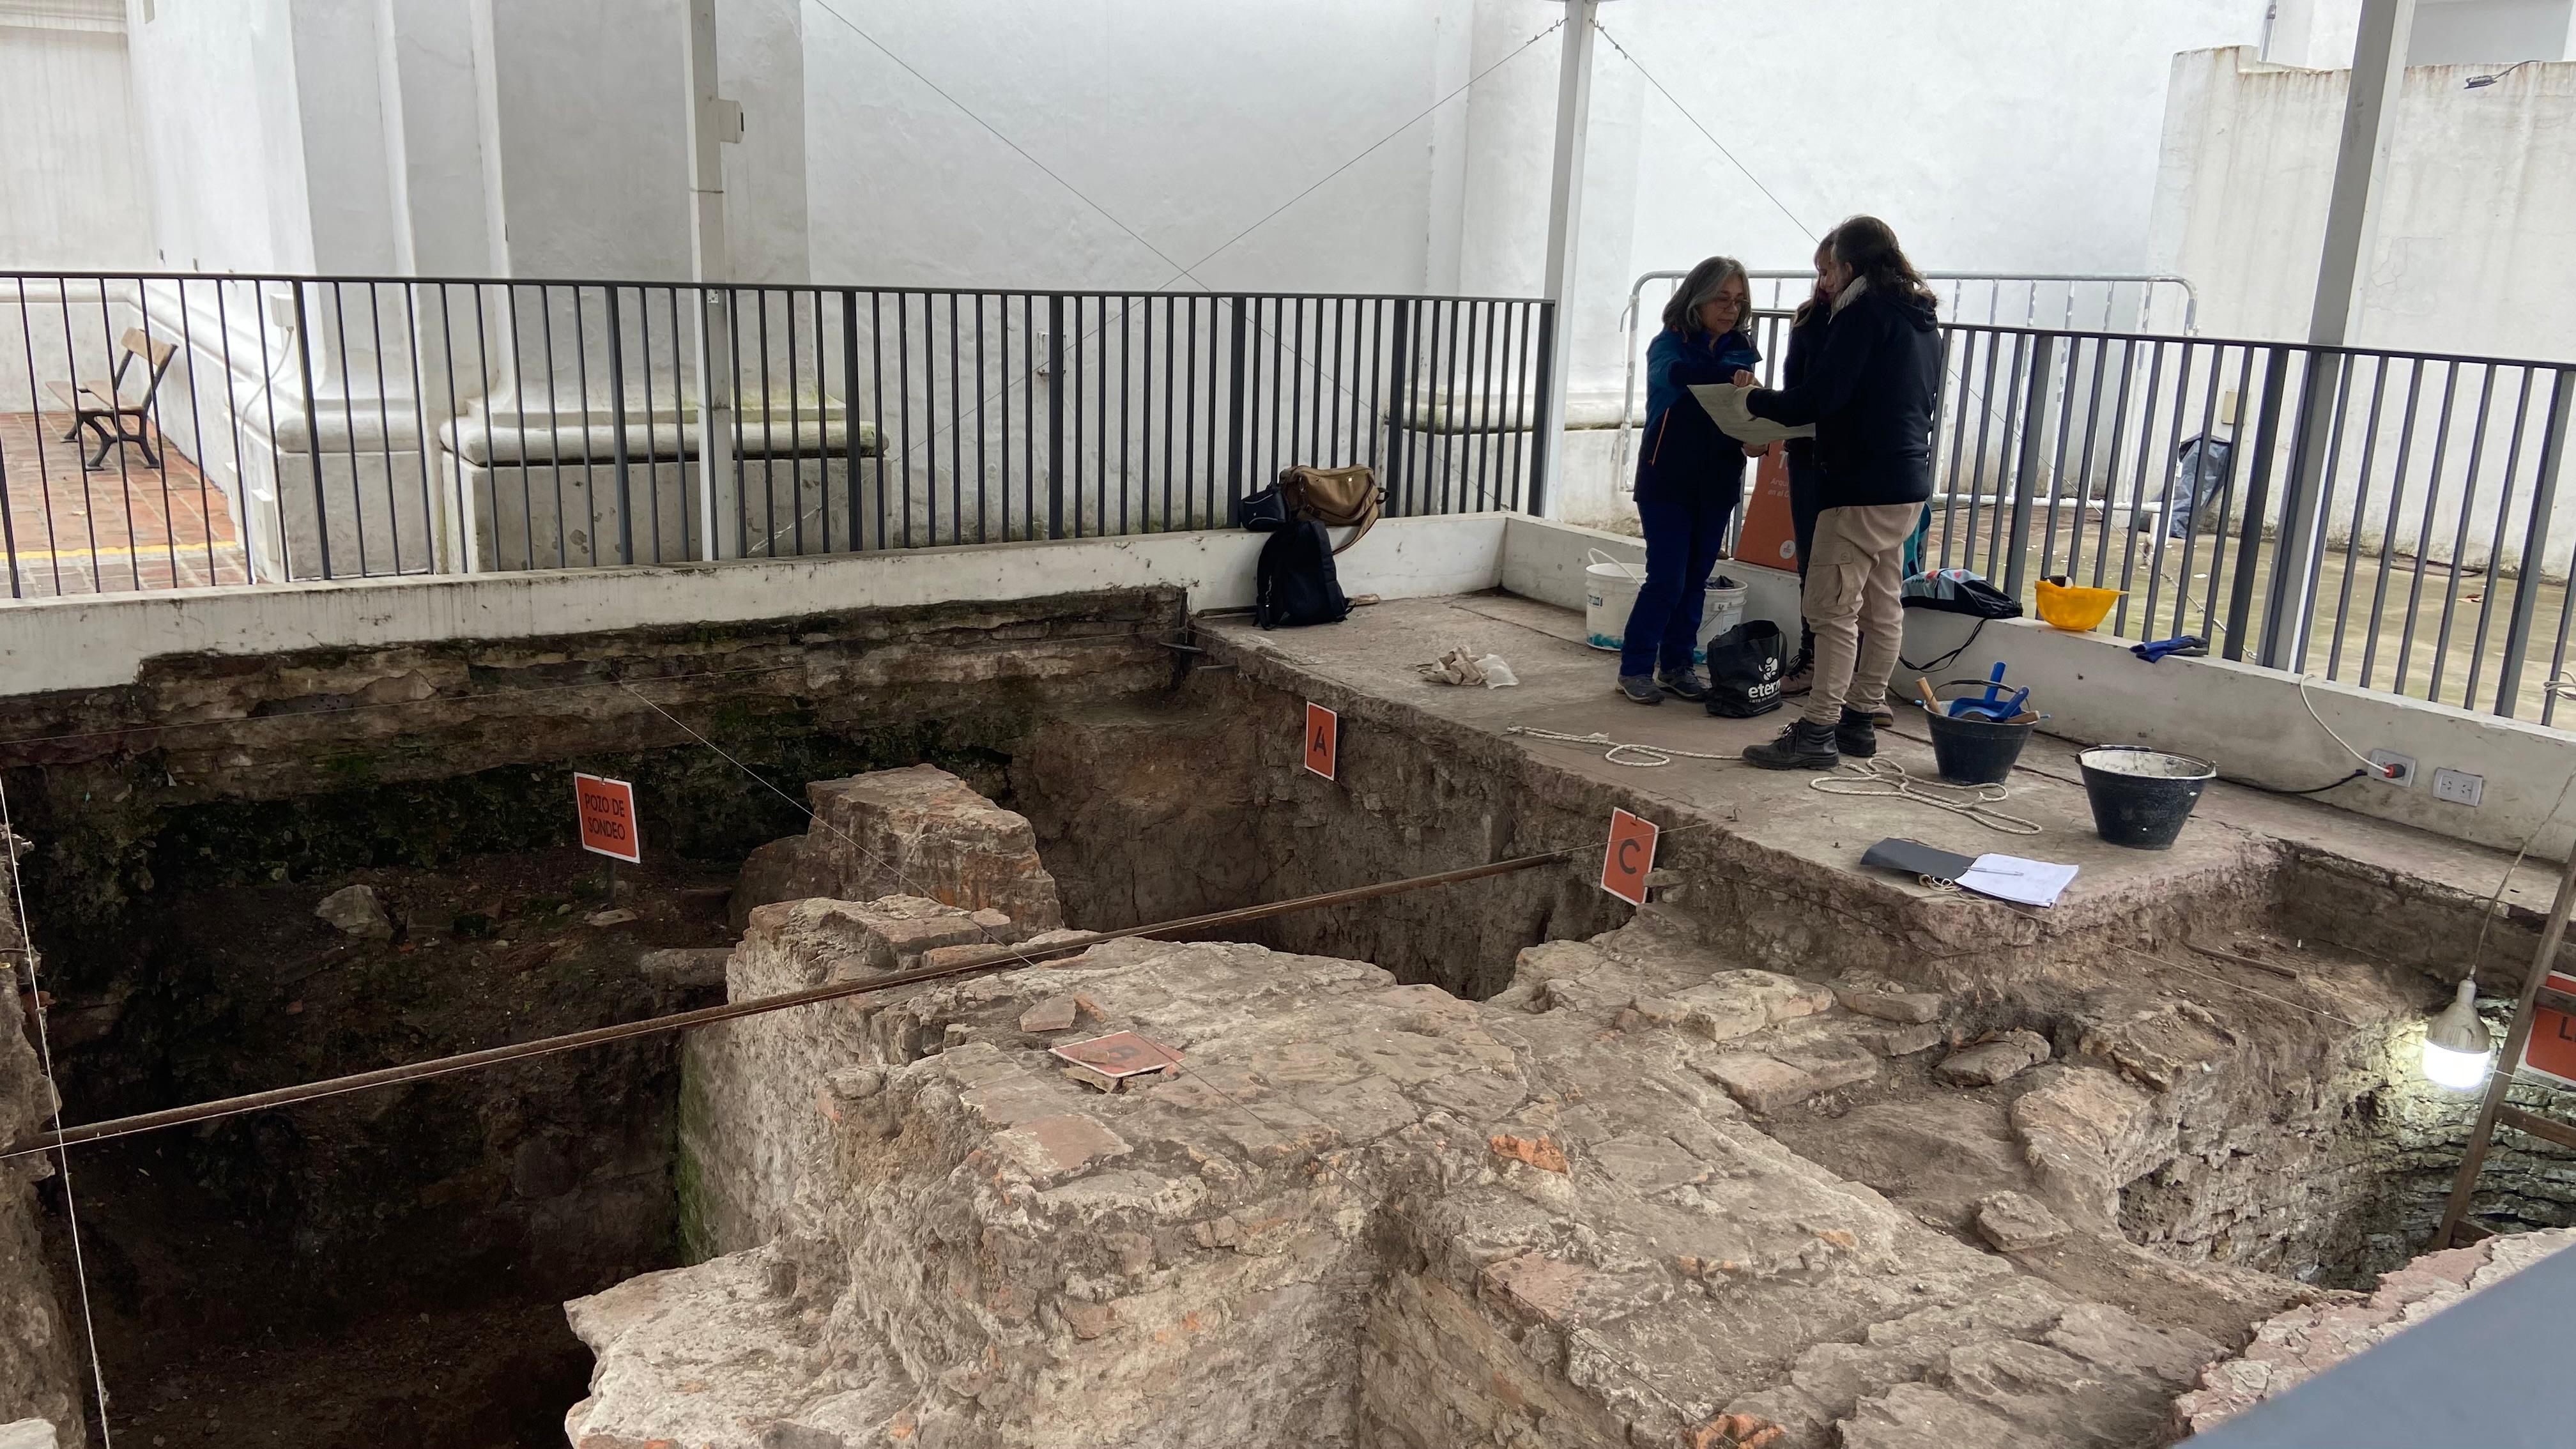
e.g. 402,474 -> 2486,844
2077,746 -> 2216,850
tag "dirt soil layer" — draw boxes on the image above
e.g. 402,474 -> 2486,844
49,848 -> 732,1448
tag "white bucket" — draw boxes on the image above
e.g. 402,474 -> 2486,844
1583,550 -> 1644,652
1583,551 -> 1751,664
1694,576 -> 1749,664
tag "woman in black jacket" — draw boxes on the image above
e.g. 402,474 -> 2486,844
1734,216 -> 1942,769
1616,256 -> 1763,705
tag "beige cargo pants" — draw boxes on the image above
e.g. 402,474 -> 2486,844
1799,503 -> 1919,726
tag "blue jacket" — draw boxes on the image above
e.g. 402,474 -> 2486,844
1634,326 -> 1761,503
1745,284 -> 1942,508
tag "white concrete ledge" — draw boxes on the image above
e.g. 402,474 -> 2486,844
1494,512 -> 2576,859
0,514 -> 1508,694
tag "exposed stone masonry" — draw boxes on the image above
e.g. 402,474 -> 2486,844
566,768 -> 2481,1449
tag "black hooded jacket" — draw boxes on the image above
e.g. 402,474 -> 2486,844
1744,283 -> 1942,509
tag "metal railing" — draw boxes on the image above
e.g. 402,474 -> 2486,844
0,273 -> 1555,597
1894,318 -> 2576,724
1613,270 -> 2198,487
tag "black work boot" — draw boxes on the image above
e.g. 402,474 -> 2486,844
1836,706 -> 1879,759
1744,717 -> 1840,770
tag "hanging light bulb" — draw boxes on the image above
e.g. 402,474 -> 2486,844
2421,979 -> 2494,1091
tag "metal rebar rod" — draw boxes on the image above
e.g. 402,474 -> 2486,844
2434,842 -> 2576,1248
4,845 -> 1579,1161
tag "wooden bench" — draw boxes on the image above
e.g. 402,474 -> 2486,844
46,327 -> 178,471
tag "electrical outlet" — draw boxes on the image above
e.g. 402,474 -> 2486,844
2368,749 -> 2416,786
2433,767 -> 2485,807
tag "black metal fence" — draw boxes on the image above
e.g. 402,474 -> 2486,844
1873,317 -> 2576,724
0,273 -> 1554,596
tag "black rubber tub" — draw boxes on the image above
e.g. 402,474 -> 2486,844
2077,746 -> 2216,850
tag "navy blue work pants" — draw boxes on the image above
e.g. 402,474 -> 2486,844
1620,485 -> 1737,677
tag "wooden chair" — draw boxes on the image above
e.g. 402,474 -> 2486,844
47,328 -> 178,471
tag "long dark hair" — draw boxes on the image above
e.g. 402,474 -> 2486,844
1791,237 -> 1834,326
1826,215 -> 1938,311
1660,255 -> 1752,339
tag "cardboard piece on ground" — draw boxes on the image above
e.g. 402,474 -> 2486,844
1600,808 -> 1659,907
572,772 -> 641,863
1303,702 -> 1338,780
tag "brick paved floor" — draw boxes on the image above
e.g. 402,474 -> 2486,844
0,411 -> 250,596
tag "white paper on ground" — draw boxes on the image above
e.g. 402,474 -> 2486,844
1957,854 -> 2079,908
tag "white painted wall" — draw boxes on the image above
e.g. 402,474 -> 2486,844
2149,46 -> 2576,360
0,3 -> 150,269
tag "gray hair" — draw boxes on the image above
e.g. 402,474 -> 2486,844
1661,255 -> 1752,337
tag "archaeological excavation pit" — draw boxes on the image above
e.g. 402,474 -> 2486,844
4,586 -> 2574,1448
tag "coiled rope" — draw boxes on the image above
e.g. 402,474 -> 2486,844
1508,726 -> 2043,835
1809,758 -> 2043,835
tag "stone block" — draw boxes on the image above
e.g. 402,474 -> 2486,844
635,947 -> 731,990
1020,995 -> 1079,1033
1701,1053 -> 1822,1114
1860,1022 -> 1946,1057
0,1420 -> 56,1449
992,1114 -> 1131,1183
1836,986 -> 1945,1025
1937,1031 -> 2052,1087
1677,970 -> 1835,1044
314,883 -> 392,940
2009,1066 -> 2166,1225
1974,1192 -> 2071,1253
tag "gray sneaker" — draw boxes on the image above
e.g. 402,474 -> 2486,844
1657,668 -> 1710,702
1617,673 -> 1664,705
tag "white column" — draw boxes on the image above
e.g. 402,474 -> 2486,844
684,0 -> 740,560
2309,0 -> 2414,346
1536,0 -> 1601,521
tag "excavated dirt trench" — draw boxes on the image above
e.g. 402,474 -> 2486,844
15,652 -> 2575,1445
1003,678 -> 2575,1294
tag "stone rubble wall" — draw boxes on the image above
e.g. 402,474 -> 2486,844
689,765 -> 1068,1260
728,763 -> 1066,933
0,830 -> 83,1446
583,878 -> 2246,1448
2171,1224 -> 2576,1434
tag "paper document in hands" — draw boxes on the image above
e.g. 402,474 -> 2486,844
1956,854 -> 2078,908
1690,384 -> 1816,448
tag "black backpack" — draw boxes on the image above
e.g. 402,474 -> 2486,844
1701,620 -> 1787,718
1255,519 -> 1349,629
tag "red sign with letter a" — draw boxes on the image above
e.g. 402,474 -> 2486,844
1600,808 -> 1659,907
573,772 -> 641,863
1304,702 -> 1338,781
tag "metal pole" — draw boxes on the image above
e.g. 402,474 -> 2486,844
2496,370 -> 2573,715
2001,333 -> 2057,600
2256,1 -> 2412,667
1535,0 -> 1602,522
2309,0 -> 2414,349
684,0 -> 740,561
6,844 -> 1584,1159
2435,844 -> 2576,1248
